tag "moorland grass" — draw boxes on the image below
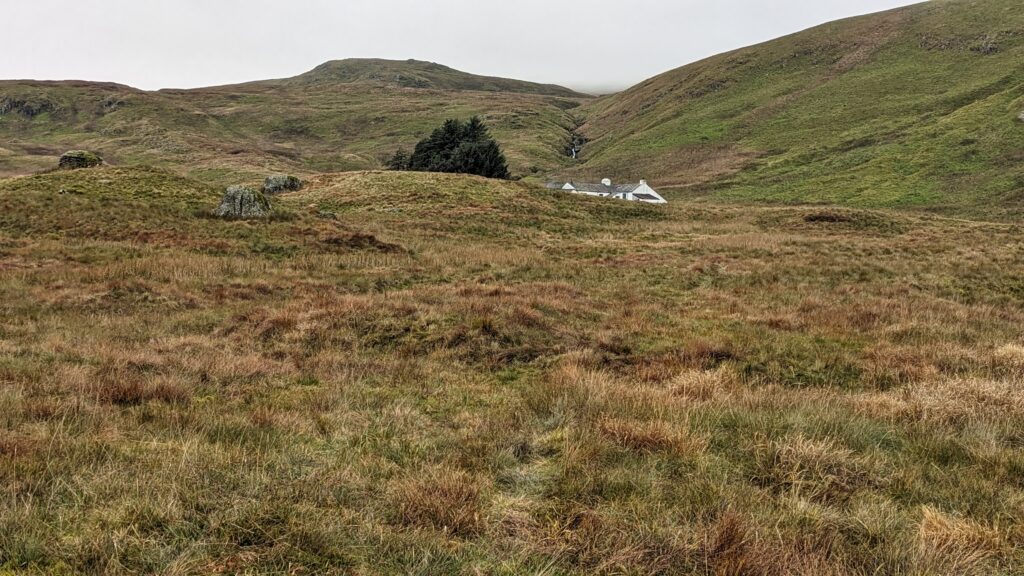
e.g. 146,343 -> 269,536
0,166 -> 1022,574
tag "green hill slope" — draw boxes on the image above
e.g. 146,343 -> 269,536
575,0 -> 1024,216
2,2 -> 1022,216
0,60 -> 588,183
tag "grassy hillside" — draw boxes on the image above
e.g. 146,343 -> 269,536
575,0 -> 1024,217
4,2 -> 1022,216
2,166 -> 1023,574
0,60 -> 587,183
277,58 -> 584,97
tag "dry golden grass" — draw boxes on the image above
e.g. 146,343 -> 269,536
917,506 -> 1007,575
993,343 -> 1024,371
855,377 -> 1024,429
752,434 -> 874,505
388,467 -> 487,537
597,417 -> 707,457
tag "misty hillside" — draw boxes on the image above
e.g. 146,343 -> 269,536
275,58 -> 585,97
0,60 -> 588,183
575,0 -> 1024,216
1,1 -> 1022,216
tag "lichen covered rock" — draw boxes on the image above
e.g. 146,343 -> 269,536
58,150 -> 103,170
214,185 -> 272,219
262,174 -> 303,194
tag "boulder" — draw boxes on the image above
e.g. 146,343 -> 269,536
58,150 -> 103,170
262,174 -> 303,194
1018,111 -> 1024,122
214,185 -> 272,219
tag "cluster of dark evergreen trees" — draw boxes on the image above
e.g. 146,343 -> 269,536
387,117 -> 510,179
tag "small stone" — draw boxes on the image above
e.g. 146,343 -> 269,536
262,174 -> 303,194
214,185 -> 272,219
58,150 -> 103,170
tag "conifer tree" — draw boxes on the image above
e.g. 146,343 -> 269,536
395,117 -> 510,179
386,148 -> 409,170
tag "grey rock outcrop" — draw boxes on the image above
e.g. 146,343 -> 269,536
0,96 -> 58,118
214,185 -> 272,219
262,174 -> 303,194
58,150 -> 103,170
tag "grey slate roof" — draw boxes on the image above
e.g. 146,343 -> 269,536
570,182 -> 642,194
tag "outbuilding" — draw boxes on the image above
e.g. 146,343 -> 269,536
546,178 -> 667,204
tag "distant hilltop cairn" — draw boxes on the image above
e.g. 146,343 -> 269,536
546,178 -> 667,204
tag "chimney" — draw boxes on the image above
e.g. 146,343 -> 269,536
640,179 -> 647,187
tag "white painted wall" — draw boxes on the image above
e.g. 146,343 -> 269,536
556,180 -> 666,203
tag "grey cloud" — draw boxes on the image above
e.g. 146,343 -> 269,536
2,0 -> 920,91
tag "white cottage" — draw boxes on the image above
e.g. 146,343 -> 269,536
546,178 -> 667,204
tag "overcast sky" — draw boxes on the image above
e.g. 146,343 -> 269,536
4,0 -> 921,93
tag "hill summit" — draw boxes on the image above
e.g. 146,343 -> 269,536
0,59 -> 588,181
281,58 -> 585,97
